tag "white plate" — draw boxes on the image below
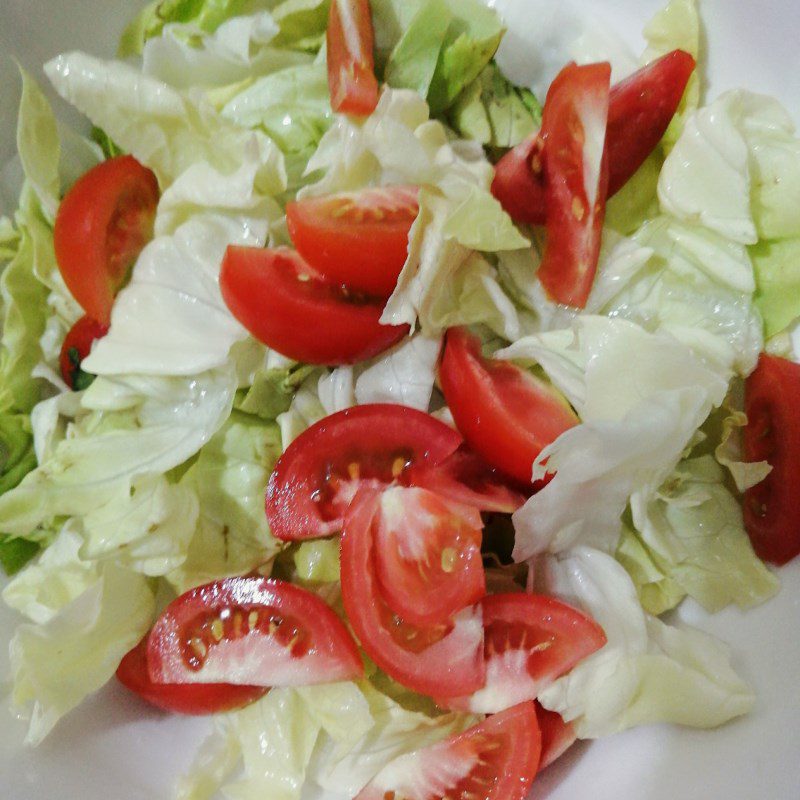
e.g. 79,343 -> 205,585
2,1 -> 800,798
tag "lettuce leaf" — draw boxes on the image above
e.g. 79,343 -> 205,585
0,536 -> 40,576
0,412 -> 37,496
621,456 -> 778,615
535,547 -> 755,738
236,362 -> 316,419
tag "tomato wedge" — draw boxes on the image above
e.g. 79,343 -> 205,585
147,577 -> 363,686
439,593 -> 607,714
327,0 -> 379,116
537,61 -> 611,308
374,486 -> 485,626
404,444 -> 529,513
439,327 -> 578,485
59,315 -> 108,391
54,155 -> 159,325
286,186 -> 419,297
220,246 -> 408,365
341,486 -> 485,698
743,354 -> 800,565
266,404 -> 462,541
116,640 -> 266,715
535,701 -> 577,770
491,50 -> 696,225
355,701 -> 541,800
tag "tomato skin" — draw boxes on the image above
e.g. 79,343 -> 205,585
341,486 -> 485,698
439,327 -> 578,486
537,61 -> 611,308
491,50 -> 695,226
219,246 -> 408,366
355,701 -> 542,800
743,354 -> 800,565
535,701 -> 577,770
116,640 -> 266,715
286,186 -> 419,297
404,444 -> 529,513
606,49 -> 696,195
266,404 -> 463,541
374,486 -> 486,626
147,577 -> 363,686
327,0 -> 379,116
438,592 -> 607,714
54,155 -> 159,325
59,315 -> 109,390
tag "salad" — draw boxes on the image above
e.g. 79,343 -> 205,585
1,0 -> 800,798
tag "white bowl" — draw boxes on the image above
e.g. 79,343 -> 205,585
2,1 -> 800,798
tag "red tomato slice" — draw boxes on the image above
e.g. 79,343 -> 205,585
54,155 -> 159,325
492,50 -> 696,225
535,701 -> 577,771
404,444 -> 529,513
537,61 -> 611,308
374,486 -> 485,626
438,593 -> 606,714
341,486 -> 485,698
327,0 -> 379,116
355,701 -> 541,800
59,315 -> 109,391
116,640 -> 266,715
266,404 -> 462,541
743,354 -> 800,565
606,49 -> 697,195
286,186 -> 419,297
220,246 -> 408,365
439,327 -> 578,486
147,577 -> 363,686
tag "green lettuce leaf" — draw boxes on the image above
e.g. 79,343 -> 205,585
0,412 -> 36,496
236,363 -> 316,419
0,536 -> 40,576
270,0 -> 330,51
621,456 -> 778,615
751,237 -> 800,338
292,538 -> 341,583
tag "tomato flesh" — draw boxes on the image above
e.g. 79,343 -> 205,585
327,0 -> 379,116
54,155 -> 159,325
147,577 -> 363,686
491,50 -> 696,226
535,701 -> 577,770
438,592 -> 606,714
266,404 -> 462,541
341,487 -> 485,698
537,61 -> 611,308
404,444 -> 529,513
440,328 -> 578,486
59,315 -> 109,391
116,640 -> 266,715
374,486 -> 486,626
220,246 -> 408,365
355,701 -> 542,800
743,354 -> 800,565
286,186 -> 419,297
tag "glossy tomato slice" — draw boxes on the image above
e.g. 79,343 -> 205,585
743,354 -> 800,564
492,50 -> 695,225
535,701 -> 577,770
266,404 -> 462,541
537,61 -> 611,308
605,49 -> 696,195
147,577 -> 363,686
286,185 -> 419,297
327,0 -> 379,116
439,327 -> 578,485
404,444 -> 528,513
54,155 -> 159,325
116,639 -> 266,715
59,315 -> 108,390
374,486 -> 485,626
220,246 -> 408,365
341,486 -> 485,698
439,593 -> 606,714
355,701 -> 541,800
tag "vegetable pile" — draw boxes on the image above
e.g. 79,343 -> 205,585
1,0 -> 799,797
